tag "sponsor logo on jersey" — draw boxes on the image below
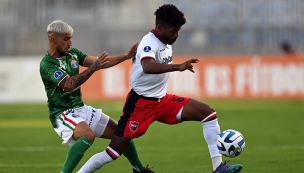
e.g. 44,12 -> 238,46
162,56 -> 172,64
129,121 -> 139,132
71,60 -> 78,68
143,46 -> 151,52
54,71 -> 63,79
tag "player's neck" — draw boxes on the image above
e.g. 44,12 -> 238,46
153,29 -> 166,44
48,47 -> 63,58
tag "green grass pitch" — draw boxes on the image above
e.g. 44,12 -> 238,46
0,100 -> 303,173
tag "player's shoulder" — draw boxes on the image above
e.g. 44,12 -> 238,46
40,53 -> 58,72
68,47 -> 81,54
140,33 -> 159,49
40,53 -> 53,66
68,47 -> 87,61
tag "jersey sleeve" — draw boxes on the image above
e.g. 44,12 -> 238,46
40,61 -> 69,87
138,39 -> 158,63
71,48 -> 88,66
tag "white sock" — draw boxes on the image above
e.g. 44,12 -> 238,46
77,147 -> 120,173
212,156 -> 222,171
202,113 -> 222,170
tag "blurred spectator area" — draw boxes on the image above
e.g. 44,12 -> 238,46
0,0 -> 303,56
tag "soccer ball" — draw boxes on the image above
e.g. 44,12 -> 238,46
217,129 -> 245,158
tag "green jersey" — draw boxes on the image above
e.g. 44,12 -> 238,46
40,47 -> 88,128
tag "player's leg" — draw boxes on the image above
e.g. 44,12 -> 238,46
95,135 -> 155,173
180,99 -> 242,173
77,91 -> 158,173
179,99 -> 221,170
76,135 -> 132,173
56,113 -> 95,173
78,116 -> 148,173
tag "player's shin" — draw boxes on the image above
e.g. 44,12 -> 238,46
123,140 -> 145,172
201,112 -> 222,171
77,146 -> 120,173
61,137 -> 93,173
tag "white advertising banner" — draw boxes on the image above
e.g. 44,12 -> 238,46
0,57 -> 47,103
1,55 -> 303,103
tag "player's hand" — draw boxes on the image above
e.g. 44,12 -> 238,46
124,41 -> 139,60
177,59 -> 199,73
91,51 -> 109,71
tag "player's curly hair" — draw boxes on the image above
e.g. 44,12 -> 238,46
154,4 -> 186,27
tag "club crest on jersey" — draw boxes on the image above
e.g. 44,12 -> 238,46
143,46 -> 151,52
54,71 -> 63,79
71,60 -> 78,68
129,121 -> 139,132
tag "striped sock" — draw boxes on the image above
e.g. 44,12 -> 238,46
77,146 -> 120,173
202,112 -> 222,170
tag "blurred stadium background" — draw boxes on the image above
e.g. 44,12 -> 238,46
0,0 -> 303,56
0,1 -> 303,173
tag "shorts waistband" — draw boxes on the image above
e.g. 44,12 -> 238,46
131,89 -> 162,101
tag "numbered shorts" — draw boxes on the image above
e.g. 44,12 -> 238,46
54,105 -> 110,146
115,89 -> 190,138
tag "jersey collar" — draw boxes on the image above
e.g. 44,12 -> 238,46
151,29 -> 167,45
46,51 -> 66,60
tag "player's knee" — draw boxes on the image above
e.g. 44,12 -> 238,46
210,106 -> 216,113
197,105 -> 216,122
83,129 -> 95,142
203,104 -> 216,115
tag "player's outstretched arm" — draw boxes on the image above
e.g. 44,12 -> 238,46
142,58 -> 199,74
59,52 -> 109,92
84,41 -> 139,68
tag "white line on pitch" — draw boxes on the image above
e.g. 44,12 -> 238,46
0,146 -> 303,152
0,163 -> 63,167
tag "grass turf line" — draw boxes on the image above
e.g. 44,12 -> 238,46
0,100 -> 303,173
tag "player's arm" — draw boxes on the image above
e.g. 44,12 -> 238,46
59,52 -> 109,92
83,41 -> 139,68
141,58 -> 199,74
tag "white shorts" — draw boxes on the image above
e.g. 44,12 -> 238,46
54,104 -> 110,146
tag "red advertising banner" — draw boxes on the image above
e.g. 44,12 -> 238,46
80,55 -> 304,100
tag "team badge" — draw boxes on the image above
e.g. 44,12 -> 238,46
143,46 -> 151,52
72,114 -> 79,118
54,71 -> 63,79
129,121 -> 139,132
71,60 -> 78,68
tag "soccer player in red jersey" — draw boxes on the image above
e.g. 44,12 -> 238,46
78,4 -> 243,173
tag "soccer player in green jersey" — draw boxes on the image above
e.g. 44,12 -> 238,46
40,20 -> 155,173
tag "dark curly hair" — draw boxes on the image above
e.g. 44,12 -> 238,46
154,4 -> 186,27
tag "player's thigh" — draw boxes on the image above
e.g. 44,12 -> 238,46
99,117 -> 117,139
54,112 -> 89,146
157,94 -> 189,124
180,99 -> 215,121
74,105 -> 112,140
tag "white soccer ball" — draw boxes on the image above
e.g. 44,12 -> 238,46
217,129 -> 245,158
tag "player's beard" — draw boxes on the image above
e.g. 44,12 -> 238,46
163,35 -> 177,45
56,44 -> 70,57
